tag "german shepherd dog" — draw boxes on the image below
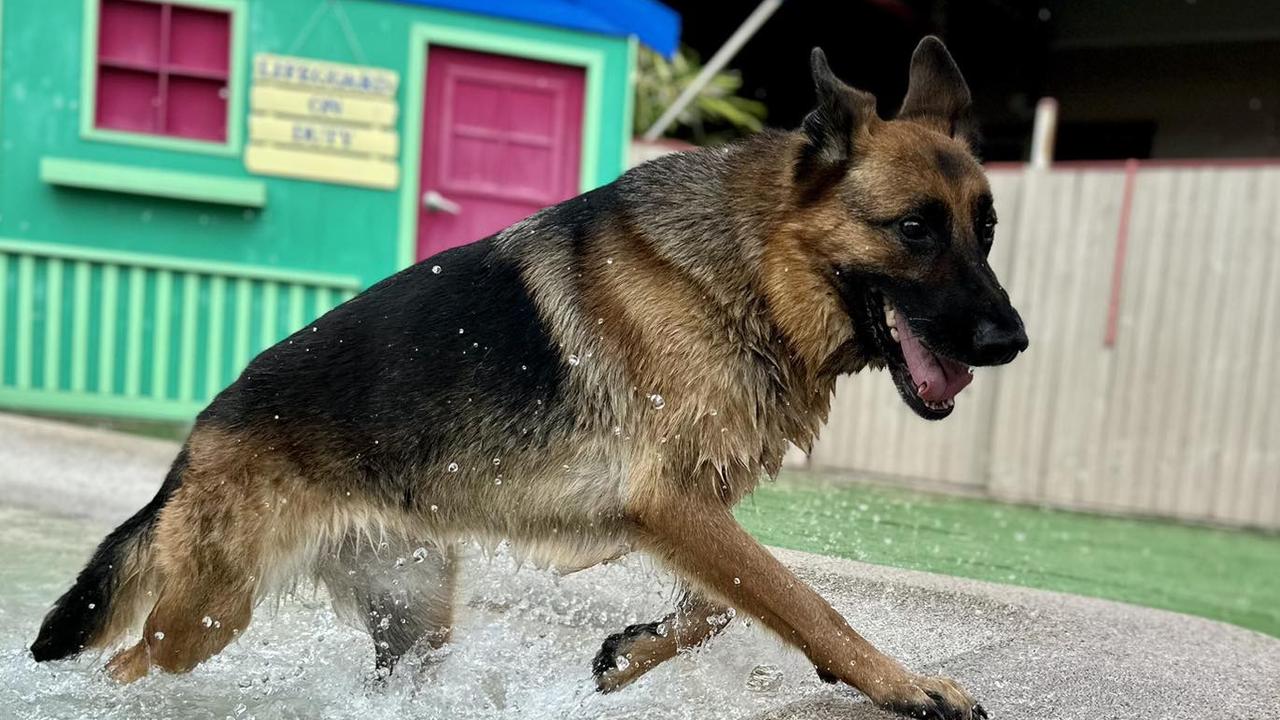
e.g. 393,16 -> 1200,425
32,37 -> 1024,719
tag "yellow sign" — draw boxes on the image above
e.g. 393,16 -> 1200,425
253,53 -> 399,97
244,53 -> 400,190
249,116 -> 399,156
250,87 -> 399,126
245,146 -> 399,189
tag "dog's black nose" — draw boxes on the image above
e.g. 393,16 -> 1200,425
972,317 -> 1028,365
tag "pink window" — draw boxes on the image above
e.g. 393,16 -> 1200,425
95,0 -> 231,142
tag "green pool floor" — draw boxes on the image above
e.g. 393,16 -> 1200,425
739,473 -> 1280,638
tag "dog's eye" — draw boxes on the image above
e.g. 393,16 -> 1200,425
898,217 -> 929,241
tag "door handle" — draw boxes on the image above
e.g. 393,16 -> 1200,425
422,190 -> 461,215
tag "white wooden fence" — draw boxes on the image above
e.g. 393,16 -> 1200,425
806,162 -> 1280,531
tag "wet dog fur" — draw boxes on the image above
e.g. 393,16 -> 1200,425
32,38 -> 1024,720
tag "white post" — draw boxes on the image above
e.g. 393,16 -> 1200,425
641,0 -> 783,142
1030,97 -> 1059,170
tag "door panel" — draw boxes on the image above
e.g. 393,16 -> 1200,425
417,46 -> 585,261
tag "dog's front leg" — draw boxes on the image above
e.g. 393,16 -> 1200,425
631,497 -> 987,720
593,590 -> 733,692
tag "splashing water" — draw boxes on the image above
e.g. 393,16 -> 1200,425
0,508 -> 832,720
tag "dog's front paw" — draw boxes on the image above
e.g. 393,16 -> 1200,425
873,674 -> 987,720
592,621 -> 665,692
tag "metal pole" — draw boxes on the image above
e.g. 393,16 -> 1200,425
641,0 -> 783,142
1030,97 -> 1058,170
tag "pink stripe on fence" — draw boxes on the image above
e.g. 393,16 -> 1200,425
1104,159 -> 1140,348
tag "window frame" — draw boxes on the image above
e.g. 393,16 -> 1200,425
80,0 -> 246,156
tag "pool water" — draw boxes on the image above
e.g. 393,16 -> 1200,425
0,507 -> 839,720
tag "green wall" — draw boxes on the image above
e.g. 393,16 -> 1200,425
0,0 -> 634,420
0,0 -> 632,282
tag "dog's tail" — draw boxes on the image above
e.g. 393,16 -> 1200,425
30,449 -> 188,662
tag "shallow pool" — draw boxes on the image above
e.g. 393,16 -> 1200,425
0,507 -> 840,720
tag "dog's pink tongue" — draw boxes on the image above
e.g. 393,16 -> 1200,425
896,315 -> 973,403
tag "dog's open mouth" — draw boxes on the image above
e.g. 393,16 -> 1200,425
870,294 -> 973,420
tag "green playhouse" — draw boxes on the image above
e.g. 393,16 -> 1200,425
0,0 -> 678,421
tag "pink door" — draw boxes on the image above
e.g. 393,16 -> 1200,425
417,46 -> 585,261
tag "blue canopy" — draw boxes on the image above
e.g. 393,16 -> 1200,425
387,0 -> 680,57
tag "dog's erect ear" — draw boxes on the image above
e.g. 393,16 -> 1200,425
801,48 -> 878,169
897,36 -> 973,139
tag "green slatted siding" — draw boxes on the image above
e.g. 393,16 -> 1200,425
0,240 -> 358,421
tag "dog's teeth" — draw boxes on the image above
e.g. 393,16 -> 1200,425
890,327 -> 900,341
916,382 -> 927,397
885,309 -> 896,328
943,399 -> 954,408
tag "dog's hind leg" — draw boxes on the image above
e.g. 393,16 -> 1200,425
103,430 -> 321,683
593,590 -> 732,692
104,476 -> 269,682
320,535 -> 457,675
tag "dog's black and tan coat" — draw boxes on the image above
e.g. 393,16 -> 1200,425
32,38 -> 1025,720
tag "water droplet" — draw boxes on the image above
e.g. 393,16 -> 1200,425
153,631 -> 165,640
412,547 -> 429,562
615,655 -> 630,670
431,265 -> 441,274
568,354 -> 580,366
378,616 -> 391,630
87,602 -> 96,609
492,457 -> 501,466
273,414 -> 280,420
447,462 -> 459,473
202,616 -> 214,628
430,504 -> 439,512
458,328 -> 465,334
733,577 -> 741,585
649,393 -> 666,410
